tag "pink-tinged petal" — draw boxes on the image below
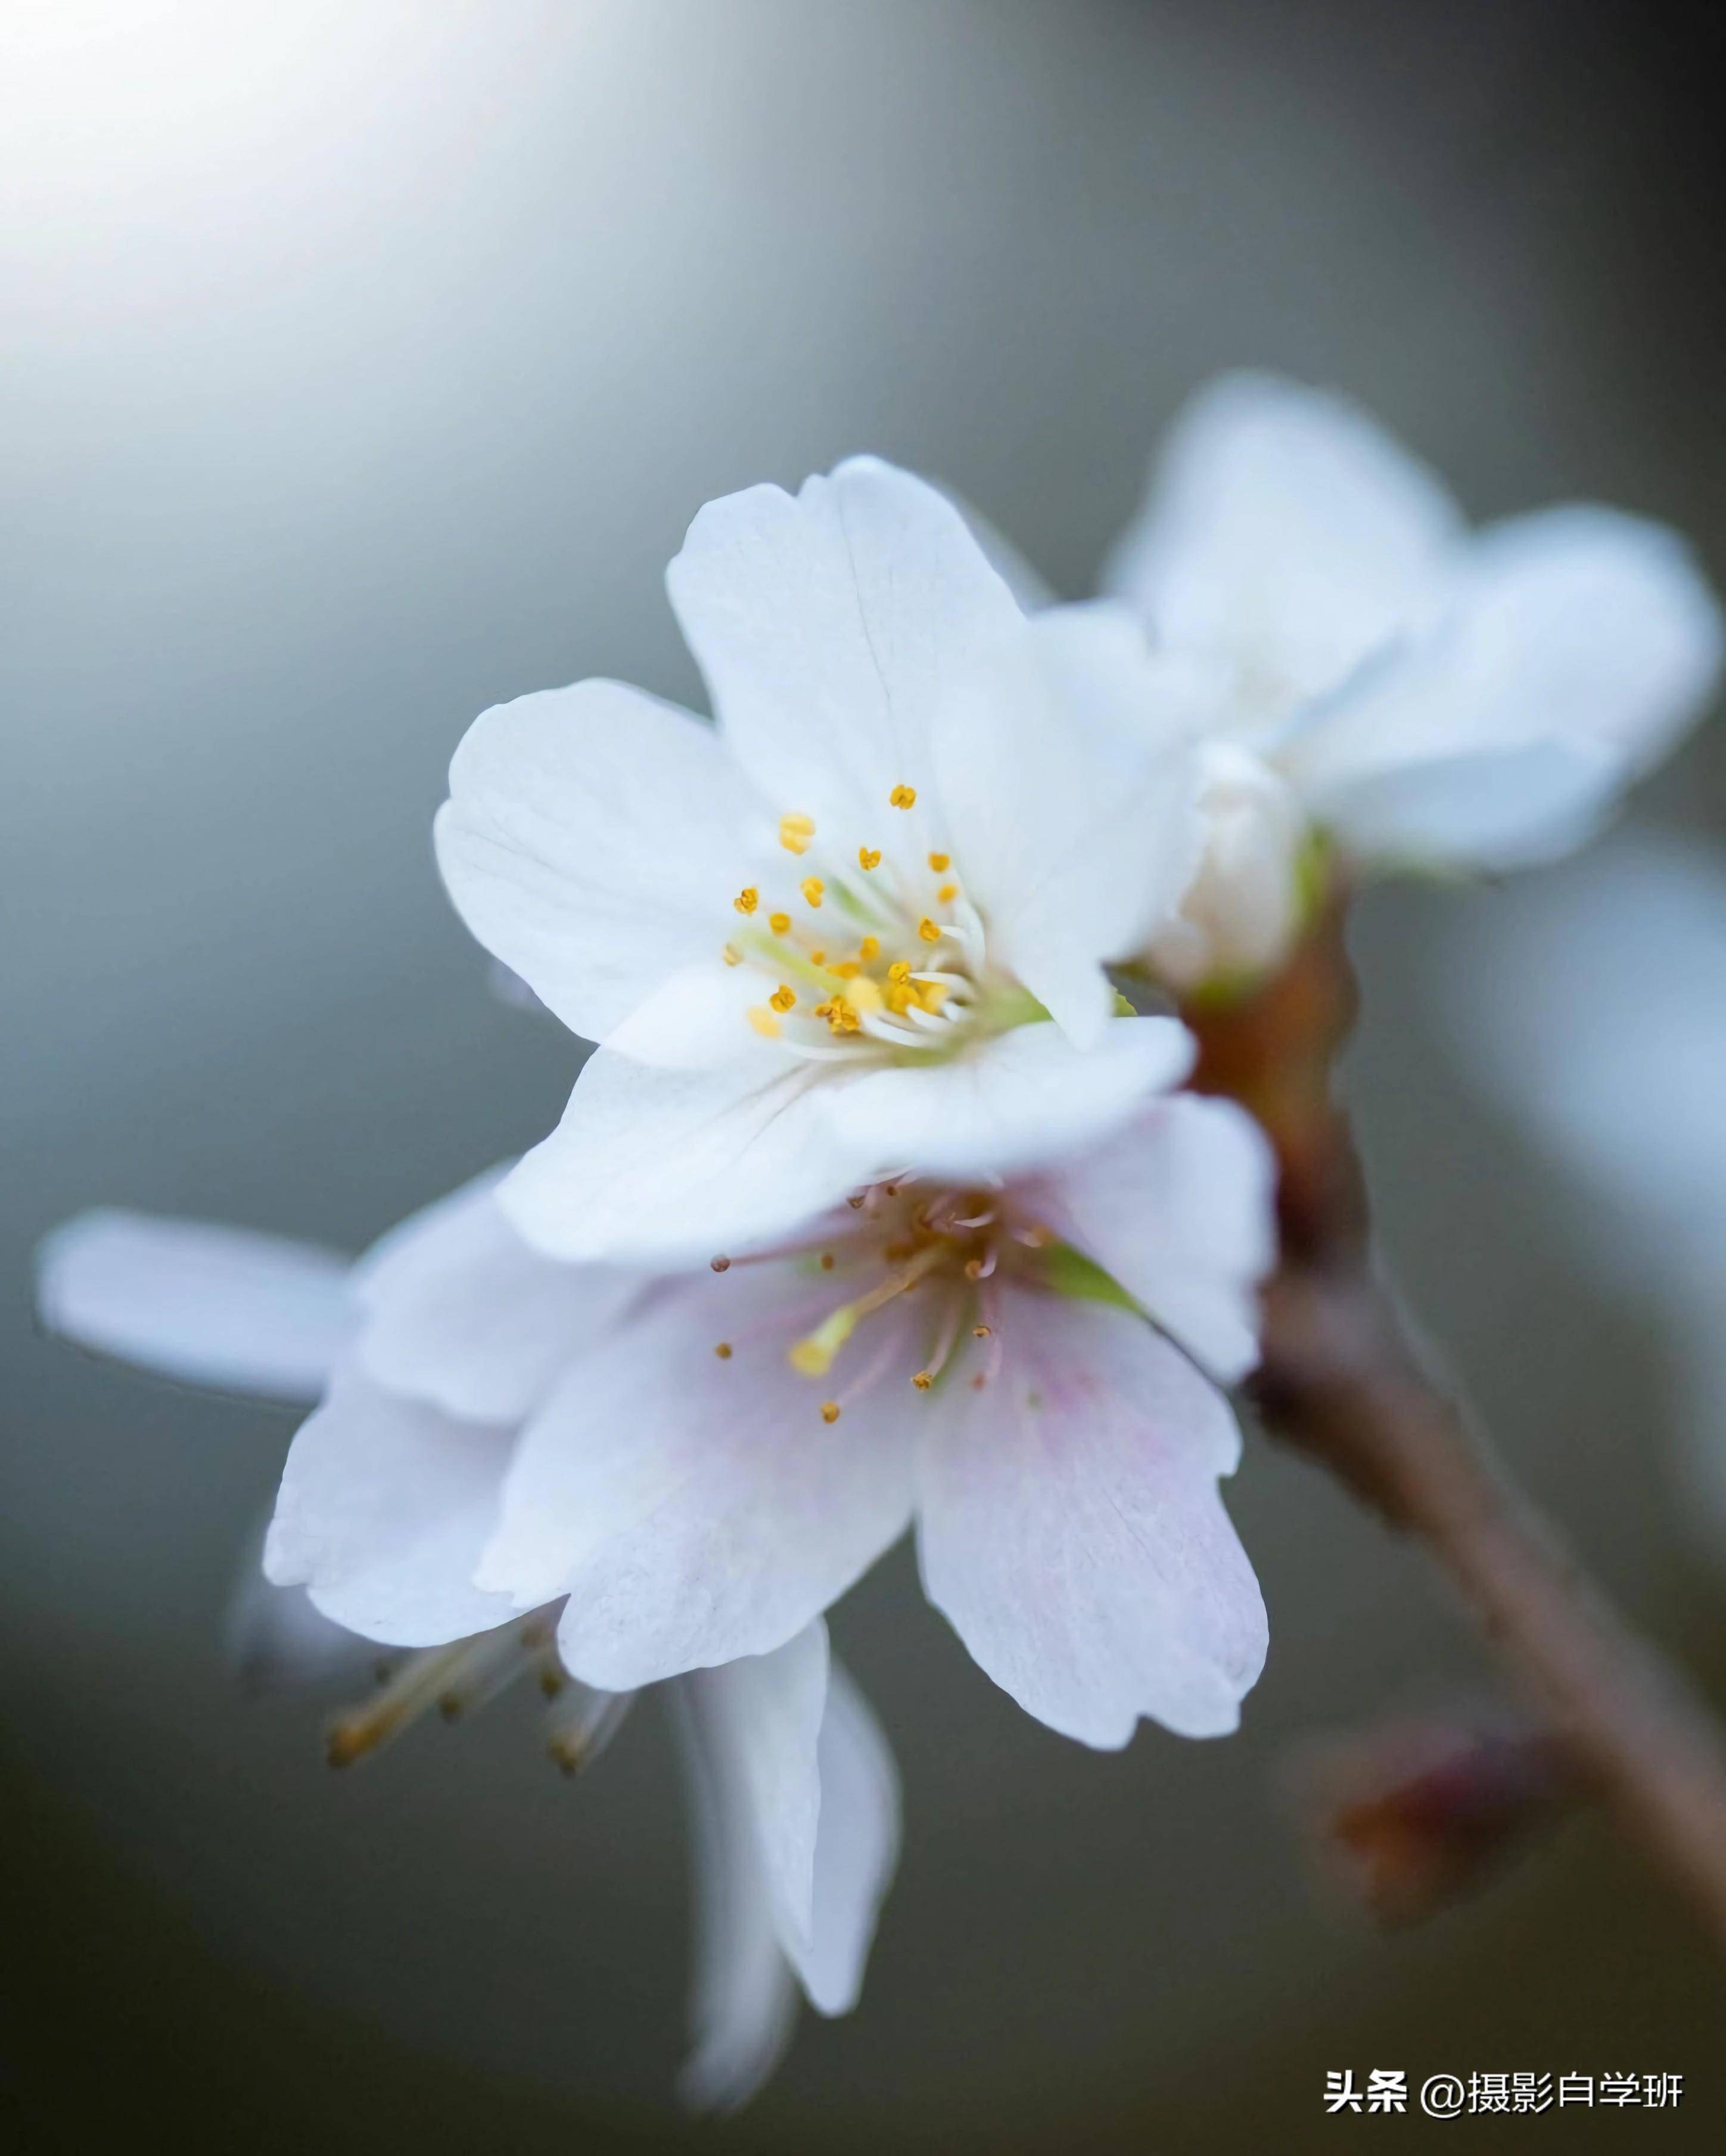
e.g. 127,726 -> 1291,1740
666,455 -> 1024,835
1105,372 -> 1462,723
800,1655 -> 901,2015
1027,1094 -> 1276,1383
500,1045 -> 857,1267
823,1017 -> 1194,1189
264,1365 -> 519,1648
35,1210 -> 353,1403
477,1266 -> 916,1686
434,678 -> 761,1045
932,602 -> 1208,1045
916,1296 -> 1265,1748
352,1169 -> 641,1425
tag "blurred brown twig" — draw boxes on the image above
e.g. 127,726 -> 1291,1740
1191,883 -> 1726,1945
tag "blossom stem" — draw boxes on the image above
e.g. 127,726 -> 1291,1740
1196,884 -> 1726,1945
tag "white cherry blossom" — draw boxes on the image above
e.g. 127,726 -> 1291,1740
36,1209 -> 898,2112
39,1057 -> 1273,1750
435,455 -> 1216,1263
1105,372 -> 1725,987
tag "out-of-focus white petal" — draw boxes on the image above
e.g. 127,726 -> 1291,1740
916,1296 -> 1264,1748
265,1364 -> 519,1648
499,1047 -> 856,1267
665,455 -> 1024,835
1027,1094 -> 1276,1383
682,1624 -> 829,1959
434,678 -> 761,1045
823,1016 -> 1195,1189
1143,743 -> 1308,989
668,1679 -> 799,2114
35,1211 -> 353,1403
799,1657 -> 900,2016
476,1267 -> 916,1685
351,1169 -> 640,1424
932,602 -> 1206,1044
1458,508 -> 1722,772
1305,736 -> 1620,872
1288,508 -> 1722,867
1104,372 -> 1463,726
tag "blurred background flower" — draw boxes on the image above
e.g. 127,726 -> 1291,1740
7,2 -> 1726,2149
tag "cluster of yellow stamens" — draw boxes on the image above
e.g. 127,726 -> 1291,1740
707,1180 -> 1035,1423
727,784 -> 973,1047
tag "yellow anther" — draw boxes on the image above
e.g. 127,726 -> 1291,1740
917,979 -> 950,1014
965,1256 -> 985,1279
801,877 -> 825,908
928,852 -> 950,872
887,959 -> 912,984
769,984 -> 797,1013
917,917 -> 941,943
722,943 -> 743,967
769,911 -> 791,935
885,984 -> 913,1015
832,959 -> 860,979
813,1000 -> 835,1020
810,948 -> 826,965
820,1401 -> 841,1424
857,935 -> 880,961
779,812 -> 816,855
890,784 -> 917,809
714,1342 -> 733,1359
972,1325 -> 992,1338
733,887 -> 759,915
937,882 -> 959,904
747,1006 -> 782,1039
912,1371 -> 933,1391
858,846 -> 881,871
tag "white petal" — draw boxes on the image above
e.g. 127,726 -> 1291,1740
1302,737 -> 1619,871
35,1211 -> 353,1403
1027,1093 -> 1277,1383
668,1680 -> 799,2114
1143,742 -> 1308,989
500,1046 -> 857,1266
1287,507 -> 1723,868
681,1623 -> 830,1959
351,1169 -> 641,1424
1105,372 -> 1462,725
264,1364 -> 519,1648
932,602 -> 1207,1044
478,1266 -> 916,1685
1458,508 -> 1722,772
434,678 -> 761,1044
937,484 -> 1059,612
823,1017 -> 1195,1188
666,455 -> 1024,834
800,1656 -> 900,2016
916,1296 -> 1265,1748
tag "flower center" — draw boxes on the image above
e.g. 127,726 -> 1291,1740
707,1180 -> 1067,1422
722,785 -> 1002,1061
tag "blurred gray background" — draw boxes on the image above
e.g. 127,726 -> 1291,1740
5,2 -> 1726,2148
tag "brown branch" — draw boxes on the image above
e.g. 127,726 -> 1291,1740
1191,886 -> 1726,1944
